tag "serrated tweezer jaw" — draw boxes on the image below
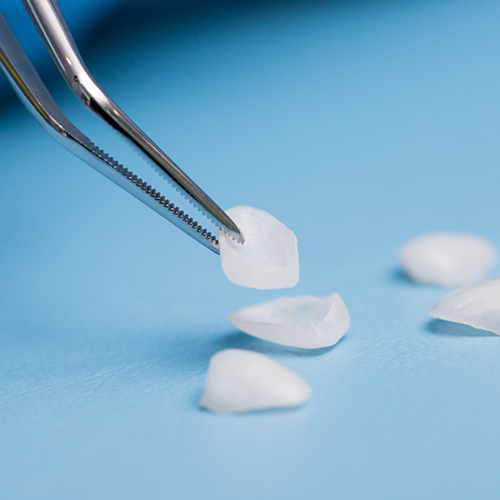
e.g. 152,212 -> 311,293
0,2 -> 244,254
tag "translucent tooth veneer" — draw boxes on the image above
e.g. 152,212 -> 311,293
229,293 -> 350,349
218,206 -> 299,289
199,349 -> 311,413
401,232 -> 497,286
430,277 -> 500,335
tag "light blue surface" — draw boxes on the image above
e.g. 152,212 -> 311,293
1,0 -> 500,498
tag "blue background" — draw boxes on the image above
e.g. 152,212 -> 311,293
1,0 -> 500,498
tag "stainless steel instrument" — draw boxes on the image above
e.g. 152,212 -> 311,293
0,0 -> 244,254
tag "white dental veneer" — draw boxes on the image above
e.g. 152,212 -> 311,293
229,293 -> 350,349
218,206 -> 299,289
430,277 -> 500,335
199,349 -> 311,413
401,232 -> 497,286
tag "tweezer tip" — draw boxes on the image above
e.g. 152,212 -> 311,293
220,227 -> 245,245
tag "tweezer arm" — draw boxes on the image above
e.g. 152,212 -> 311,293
0,11 -> 220,253
23,0 -> 243,243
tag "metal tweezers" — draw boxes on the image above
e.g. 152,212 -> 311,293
0,0 -> 244,253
